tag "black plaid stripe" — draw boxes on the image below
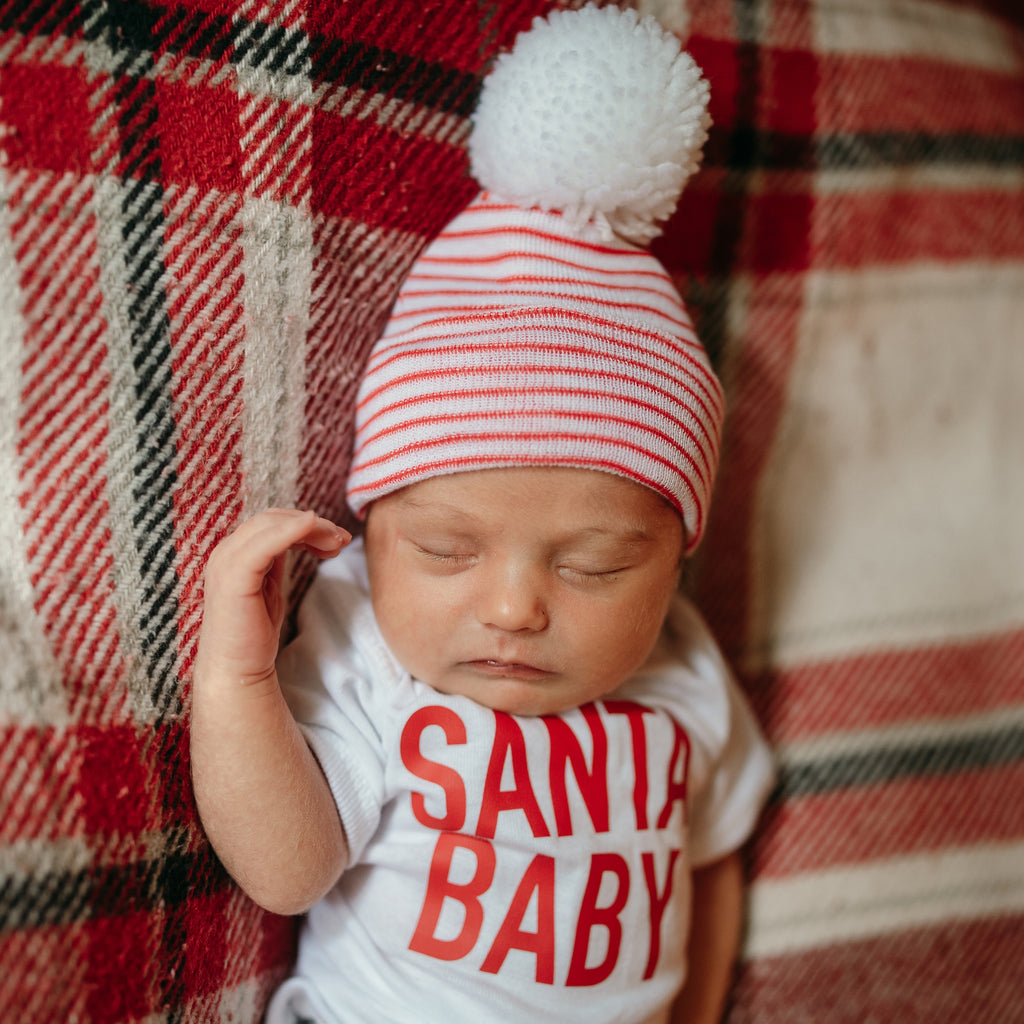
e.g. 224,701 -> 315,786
775,718 -> 1024,801
4,0 -> 481,115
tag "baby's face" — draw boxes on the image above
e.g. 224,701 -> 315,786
363,467 -> 684,717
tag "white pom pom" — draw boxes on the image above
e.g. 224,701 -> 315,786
469,4 -> 710,245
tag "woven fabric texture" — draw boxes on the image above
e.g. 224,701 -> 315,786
2,0 -> 1023,1022
664,1 -> 1024,1019
0,0 -> 555,1019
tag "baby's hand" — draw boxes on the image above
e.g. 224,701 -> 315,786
196,508 -> 351,687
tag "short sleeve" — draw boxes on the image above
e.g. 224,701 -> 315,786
687,670 -> 776,866
652,596 -> 776,868
277,543 -> 400,865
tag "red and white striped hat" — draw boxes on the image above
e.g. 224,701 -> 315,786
346,5 -> 722,552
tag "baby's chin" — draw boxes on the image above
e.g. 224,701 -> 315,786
430,674 -> 623,718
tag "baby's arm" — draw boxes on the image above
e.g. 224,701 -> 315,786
670,851 -> 744,1024
191,508 -> 352,915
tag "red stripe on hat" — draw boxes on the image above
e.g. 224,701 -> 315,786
368,329 -> 720,401
432,223 -> 655,259
372,306 -> 717,382
388,293 -> 691,331
375,303 -> 714,368
357,380 -> 713,445
415,248 -> 673,282
352,426 -> 693,476
357,363 -> 721,472
354,392 -> 716,492
361,361 -> 721,469
362,331 -> 724,437
404,272 -> 684,304
463,195 -> 549,215
464,197 -> 525,213
353,406 -> 714,493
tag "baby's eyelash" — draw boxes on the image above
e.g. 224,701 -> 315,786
561,565 -> 626,581
416,545 -> 473,563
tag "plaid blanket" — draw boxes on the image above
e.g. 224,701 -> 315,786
1,0 -> 1021,1021
665,1 -> 1024,1018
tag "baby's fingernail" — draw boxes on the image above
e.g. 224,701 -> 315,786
320,519 -> 349,540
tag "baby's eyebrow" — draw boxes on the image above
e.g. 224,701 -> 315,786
396,496 -> 484,525
569,525 -> 658,545
396,496 -> 660,544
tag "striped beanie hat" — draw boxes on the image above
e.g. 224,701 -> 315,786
346,4 -> 722,553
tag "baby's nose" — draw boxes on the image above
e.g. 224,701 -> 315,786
477,565 -> 548,632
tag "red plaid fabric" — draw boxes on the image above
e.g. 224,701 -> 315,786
656,1 -> 1024,1020
0,1 -> 556,1019
2,1 -> 1022,1022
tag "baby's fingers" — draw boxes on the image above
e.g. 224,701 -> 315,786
205,509 -> 350,596
295,516 -> 352,558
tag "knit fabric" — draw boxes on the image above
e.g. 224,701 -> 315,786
675,2 -> 1024,1020
467,4 -> 710,244
0,1 -> 556,1020
347,193 -> 724,551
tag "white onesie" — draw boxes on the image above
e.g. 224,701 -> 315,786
266,540 -> 774,1024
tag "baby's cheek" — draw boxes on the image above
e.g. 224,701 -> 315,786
389,606 -> 454,681
589,608 -> 664,680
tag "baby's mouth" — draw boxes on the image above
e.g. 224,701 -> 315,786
464,659 -> 552,680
